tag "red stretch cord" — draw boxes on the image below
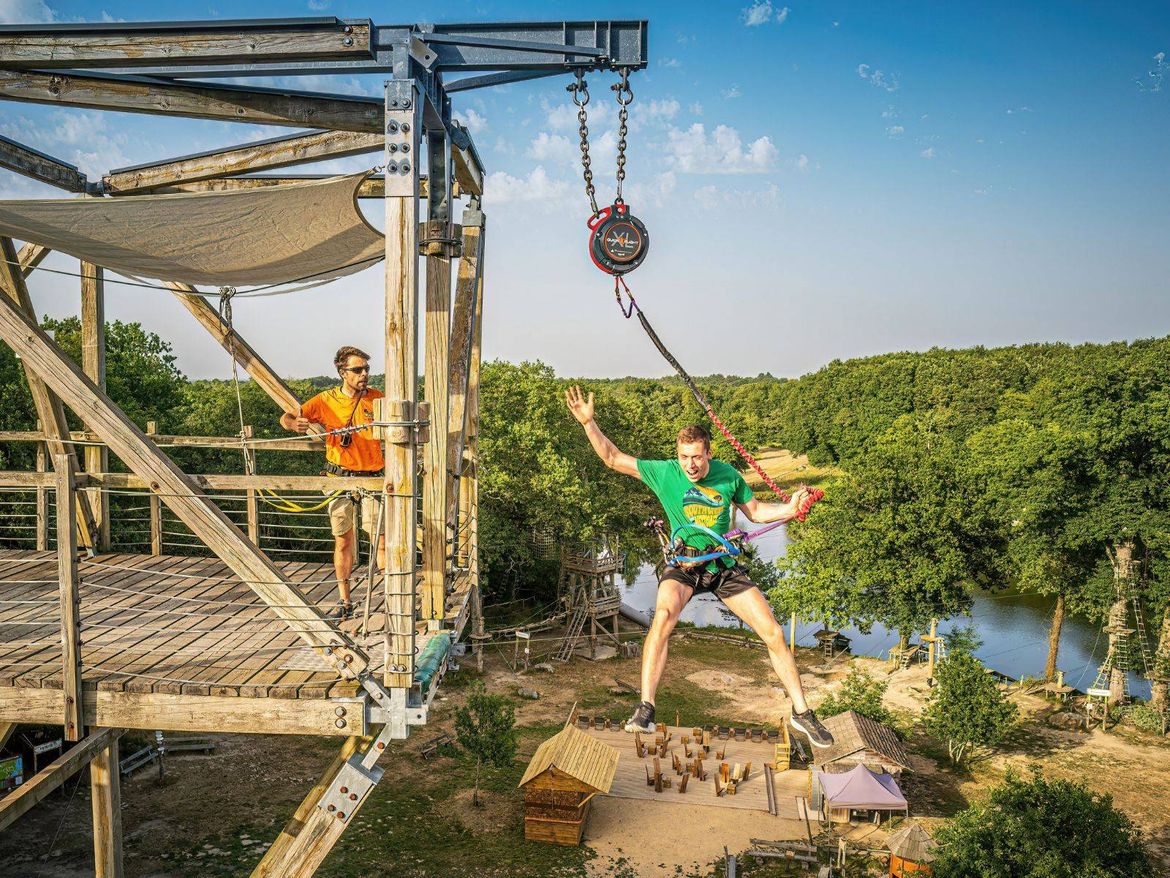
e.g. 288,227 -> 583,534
613,277 -> 824,520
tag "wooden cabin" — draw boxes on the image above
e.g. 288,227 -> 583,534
814,711 -> 911,776
887,822 -> 936,876
519,724 -> 619,845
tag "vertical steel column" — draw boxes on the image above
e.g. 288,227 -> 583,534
382,79 -> 422,701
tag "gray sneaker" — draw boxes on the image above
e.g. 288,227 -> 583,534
790,709 -> 834,748
624,701 -> 656,734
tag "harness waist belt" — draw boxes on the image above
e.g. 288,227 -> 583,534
323,462 -> 384,478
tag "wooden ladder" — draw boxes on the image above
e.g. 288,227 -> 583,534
554,604 -> 589,662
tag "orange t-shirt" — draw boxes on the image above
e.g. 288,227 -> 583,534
301,387 -> 385,472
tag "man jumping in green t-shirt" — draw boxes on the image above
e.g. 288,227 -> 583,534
565,385 -> 834,748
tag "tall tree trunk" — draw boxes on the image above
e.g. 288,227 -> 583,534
1045,592 -> 1065,681
1152,603 -> 1170,713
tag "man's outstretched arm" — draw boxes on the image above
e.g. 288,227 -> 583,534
737,488 -> 812,524
565,385 -> 640,478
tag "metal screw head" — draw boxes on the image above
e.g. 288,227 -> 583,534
400,122 -> 410,132
390,99 -> 400,108
376,742 -> 385,750
337,812 -> 346,821
387,121 -> 399,133
402,98 -> 411,108
400,144 -> 410,153
387,143 -> 398,153
335,718 -> 347,729
327,804 -> 336,812
349,793 -> 358,801
340,786 -> 348,794
400,162 -> 411,173
386,162 -> 398,173
342,37 -> 354,46
334,706 -> 347,717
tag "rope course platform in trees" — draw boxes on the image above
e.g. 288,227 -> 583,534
0,12 -> 648,878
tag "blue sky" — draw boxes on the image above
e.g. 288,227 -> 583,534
1,0 -> 1168,380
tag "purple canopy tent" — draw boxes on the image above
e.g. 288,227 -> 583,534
815,764 -> 907,820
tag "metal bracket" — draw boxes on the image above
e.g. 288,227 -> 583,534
317,756 -> 385,824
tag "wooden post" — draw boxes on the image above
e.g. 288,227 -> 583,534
382,80 -> 422,690
55,456 -> 83,741
242,425 -> 260,546
926,618 -> 938,681
90,734 -> 123,878
35,426 -> 48,550
147,421 -> 161,556
421,237 -> 451,623
80,261 -> 110,551
0,236 -> 98,550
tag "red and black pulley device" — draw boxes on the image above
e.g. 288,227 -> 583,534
587,201 -> 650,276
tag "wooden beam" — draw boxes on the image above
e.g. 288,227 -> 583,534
90,734 -> 123,878
0,133 -> 87,192
165,282 -> 301,416
0,723 -> 15,750
141,174 -> 415,199
55,458 -> 83,741
18,242 -> 51,277
0,70 -> 383,133
251,735 -> 368,878
81,261 -> 110,550
0,688 -> 367,737
446,209 -> 484,524
0,471 -> 383,492
0,292 -> 369,673
0,22 -> 371,70
102,129 -> 383,194
421,241 -> 451,622
0,236 -> 99,550
0,428 -> 323,452
451,138 -> 483,197
0,728 -> 124,833
382,83 -> 421,689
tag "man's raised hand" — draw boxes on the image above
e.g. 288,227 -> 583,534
565,385 -> 595,426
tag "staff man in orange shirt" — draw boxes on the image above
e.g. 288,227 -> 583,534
280,345 -> 386,621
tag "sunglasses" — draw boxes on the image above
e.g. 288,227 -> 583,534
341,365 -> 370,374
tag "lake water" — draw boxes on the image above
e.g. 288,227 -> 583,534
619,525 -> 1153,698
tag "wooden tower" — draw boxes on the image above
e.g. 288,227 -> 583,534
555,537 -> 623,661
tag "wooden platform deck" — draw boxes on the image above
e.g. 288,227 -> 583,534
0,549 -> 470,736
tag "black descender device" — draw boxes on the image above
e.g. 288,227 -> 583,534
588,202 -> 650,276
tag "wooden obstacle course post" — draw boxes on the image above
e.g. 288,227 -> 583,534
242,425 -> 260,545
146,421 -> 162,555
81,260 -> 110,551
90,733 -> 123,878
35,423 -> 48,550
55,456 -> 83,740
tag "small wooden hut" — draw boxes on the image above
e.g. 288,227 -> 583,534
519,724 -> 619,845
814,711 -> 910,776
887,822 -> 936,876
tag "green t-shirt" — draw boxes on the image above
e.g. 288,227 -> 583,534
636,458 -> 753,570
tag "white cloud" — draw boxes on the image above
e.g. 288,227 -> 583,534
540,100 -> 580,132
795,154 -> 809,172
1137,51 -> 1166,93
454,107 -> 487,134
886,125 -> 904,138
482,166 -> 570,207
776,6 -> 789,24
665,123 -> 778,174
857,63 -> 900,93
1,110 -> 131,179
624,171 -> 677,208
742,1 -> 773,26
526,132 -> 576,165
689,102 -> 704,116
307,0 -> 329,9
722,84 -> 743,99
1005,106 -> 1033,115
659,57 -> 682,69
920,147 -> 936,159
881,105 -> 898,119
0,0 -> 56,23
832,20 -> 840,28
694,182 -> 780,209
645,99 -> 680,121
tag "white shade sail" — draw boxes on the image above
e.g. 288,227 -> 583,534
0,173 -> 384,288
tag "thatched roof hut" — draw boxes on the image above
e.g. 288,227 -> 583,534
519,724 -> 619,845
887,822 -> 936,876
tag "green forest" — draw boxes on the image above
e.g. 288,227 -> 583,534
2,320 -> 1168,710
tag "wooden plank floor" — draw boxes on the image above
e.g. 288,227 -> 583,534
581,724 -> 807,817
0,549 -> 386,699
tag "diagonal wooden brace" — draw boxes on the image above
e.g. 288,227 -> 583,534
0,291 -> 369,673
0,236 -> 99,550
164,281 -> 301,415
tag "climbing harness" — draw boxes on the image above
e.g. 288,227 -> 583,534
649,516 -> 801,568
570,71 -> 823,519
569,68 -> 650,277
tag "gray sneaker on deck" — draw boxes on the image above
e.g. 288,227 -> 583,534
624,701 -> 656,734
790,709 -> 833,748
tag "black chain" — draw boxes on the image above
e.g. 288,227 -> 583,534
612,68 -> 633,205
568,71 -> 599,217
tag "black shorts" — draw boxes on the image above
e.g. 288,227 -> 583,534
659,563 -> 760,602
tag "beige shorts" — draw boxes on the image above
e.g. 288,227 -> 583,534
327,491 -> 382,539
